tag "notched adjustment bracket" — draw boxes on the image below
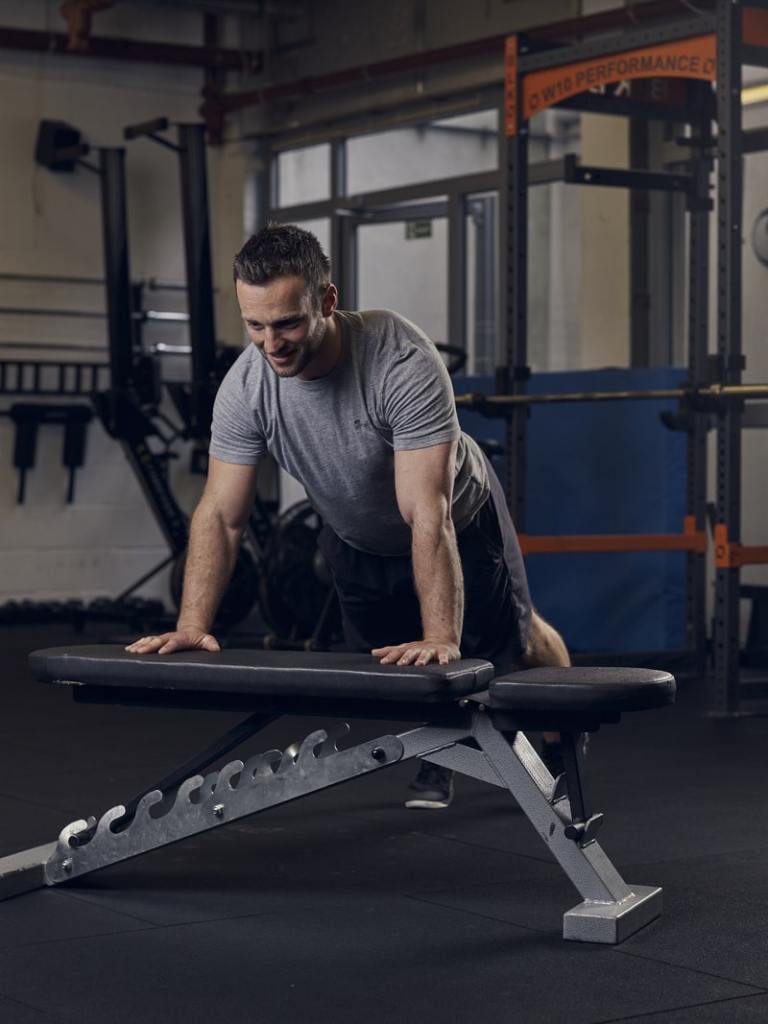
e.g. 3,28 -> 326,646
44,725 -> 404,886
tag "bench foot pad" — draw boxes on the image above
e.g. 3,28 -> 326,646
564,885 -> 662,943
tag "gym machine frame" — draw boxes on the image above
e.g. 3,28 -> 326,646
87,142 -> 191,599
30,133 -> 238,621
121,118 -> 282,561
501,0 -> 768,715
123,119 -> 220,453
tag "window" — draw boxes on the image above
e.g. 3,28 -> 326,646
276,144 -> 331,207
356,217 -> 448,344
346,109 -> 499,195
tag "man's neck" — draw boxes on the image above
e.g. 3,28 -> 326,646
298,312 -> 341,381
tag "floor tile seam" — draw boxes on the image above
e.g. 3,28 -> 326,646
50,887 -> 180,927
0,988 -> 70,1023
335,808 -> 557,867
613,946 -> 768,993
0,905 -> 286,954
0,919 -> 164,956
404,890 -> 552,936
0,790 -> 81,817
619,841 -> 768,872
592,991 -> 768,1024
406,894 -> 768,993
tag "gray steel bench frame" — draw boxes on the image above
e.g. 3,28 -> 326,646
0,658 -> 664,945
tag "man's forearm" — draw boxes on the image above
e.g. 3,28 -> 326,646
177,503 -> 243,632
410,519 -> 464,644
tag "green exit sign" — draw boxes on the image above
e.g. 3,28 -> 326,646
405,219 -> 432,240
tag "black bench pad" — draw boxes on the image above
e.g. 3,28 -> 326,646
490,667 -> 676,714
29,646 -> 495,703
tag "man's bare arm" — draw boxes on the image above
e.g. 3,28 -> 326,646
125,458 -> 260,655
372,440 -> 463,666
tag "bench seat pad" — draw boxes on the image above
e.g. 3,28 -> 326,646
29,646 -> 495,703
490,666 -> 676,714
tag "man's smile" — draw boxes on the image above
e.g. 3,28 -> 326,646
268,349 -> 297,365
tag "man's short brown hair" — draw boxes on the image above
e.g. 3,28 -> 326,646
233,223 -> 330,307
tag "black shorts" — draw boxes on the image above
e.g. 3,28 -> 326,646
317,458 -> 532,674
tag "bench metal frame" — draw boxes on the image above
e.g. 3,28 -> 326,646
0,686 -> 661,944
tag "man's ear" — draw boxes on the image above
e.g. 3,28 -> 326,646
321,282 -> 338,317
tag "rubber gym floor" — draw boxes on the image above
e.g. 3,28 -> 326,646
1,623 -> 767,1024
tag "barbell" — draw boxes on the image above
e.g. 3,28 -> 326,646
454,383 -> 768,411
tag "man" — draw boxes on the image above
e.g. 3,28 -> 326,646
127,223 -> 570,808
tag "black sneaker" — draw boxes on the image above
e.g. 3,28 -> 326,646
405,761 -> 454,809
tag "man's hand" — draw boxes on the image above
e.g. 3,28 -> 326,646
125,628 -> 221,656
371,639 -> 461,667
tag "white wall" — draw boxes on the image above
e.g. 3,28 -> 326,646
0,0 -> 250,607
579,114 -> 630,369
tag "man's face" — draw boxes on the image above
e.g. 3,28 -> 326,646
236,274 -> 329,379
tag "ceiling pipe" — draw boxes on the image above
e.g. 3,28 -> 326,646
121,0 -> 302,16
205,0 -> 714,117
0,24 -> 262,71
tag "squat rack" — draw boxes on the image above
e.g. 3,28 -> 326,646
497,0 -> 768,715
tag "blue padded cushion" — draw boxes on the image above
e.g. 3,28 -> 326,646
490,667 -> 676,714
29,646 -> 495,703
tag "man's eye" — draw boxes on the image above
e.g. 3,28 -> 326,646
249,323 -> 264,331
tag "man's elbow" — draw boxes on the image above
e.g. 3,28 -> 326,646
193,496 -> 248,538
407,501 -> 454,541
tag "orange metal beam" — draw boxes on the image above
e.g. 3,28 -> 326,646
520,517 -> 707,556
507,34 -> 716,131
506,8 -> 768,132
714,525 -> 768,569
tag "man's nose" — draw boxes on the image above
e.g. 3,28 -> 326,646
263,326 -> 281,349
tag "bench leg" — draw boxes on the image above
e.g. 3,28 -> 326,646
0,712 -> 661,945
0,844 -> 58,901
472,715 -> 662,944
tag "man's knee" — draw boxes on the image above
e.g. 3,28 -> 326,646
521,611 -> 570,668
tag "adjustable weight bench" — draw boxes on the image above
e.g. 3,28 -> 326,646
0,646 -> 675,944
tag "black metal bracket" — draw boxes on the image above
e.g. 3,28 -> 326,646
8,403 -> 93,504
557,731 -> 603,847
529,154 -> 692,193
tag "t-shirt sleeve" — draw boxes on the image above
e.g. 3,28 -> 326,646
382,344 -> 460,451
208,370 -> 266,465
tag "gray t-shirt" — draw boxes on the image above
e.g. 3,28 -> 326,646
209,308 -> 489,556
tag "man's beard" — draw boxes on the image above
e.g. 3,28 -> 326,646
265,315 -> 326,379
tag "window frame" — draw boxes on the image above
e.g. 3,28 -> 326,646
263,95 -> 505,373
